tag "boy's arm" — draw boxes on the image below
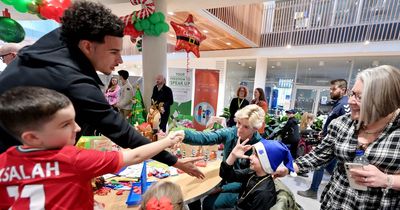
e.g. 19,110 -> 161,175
121,132 -> 180,166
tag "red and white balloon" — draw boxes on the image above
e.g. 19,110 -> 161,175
170,14 -> 206,58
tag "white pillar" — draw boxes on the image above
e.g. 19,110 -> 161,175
253,58 -> 268,96
142,0 -> 167,109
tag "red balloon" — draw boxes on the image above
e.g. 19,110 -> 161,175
170,14 -> 206,58
120,14 -> 143,39
39,0 -> 70,22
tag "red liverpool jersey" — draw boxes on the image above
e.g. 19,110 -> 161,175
0,146 -> 122,209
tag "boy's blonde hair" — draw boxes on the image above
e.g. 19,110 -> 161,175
140,181 -> 184,210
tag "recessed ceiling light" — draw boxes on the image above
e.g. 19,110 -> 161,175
203,30 -> 208,33
271,65 -> 275,69
226,42 -> 231,46
167,12 -> 174,15
238,62 -> 241,65
249,66 -> 253,69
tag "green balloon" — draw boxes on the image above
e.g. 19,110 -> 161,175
158,12 -> 165,22
1,0 -> 13,5
155,23 -> 164,35
13,0 -> 29,13
141,19 -> 150,30
149,13 -> 160,24
0,17 -> 25,43
161,22 -> 169,32
144,29 -> 151,36
134,21 -> 143,31
27,2 -> 39,14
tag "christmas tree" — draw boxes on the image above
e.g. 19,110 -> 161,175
129,85 -> 147,126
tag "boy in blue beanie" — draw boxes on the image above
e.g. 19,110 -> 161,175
220,138 -> 296,210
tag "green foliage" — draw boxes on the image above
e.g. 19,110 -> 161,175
294,112 -> 302,121
219,107 -> 230,119
169,126 -> 195,132
312,117 -> 323,131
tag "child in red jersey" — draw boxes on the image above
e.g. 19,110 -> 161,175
0,87 -> 186,210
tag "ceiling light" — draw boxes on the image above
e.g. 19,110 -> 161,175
249,66 -> 253,69
167,12 -> 174,15
226,42 -> 231,46
238,62 -> 241,65
271,65 -> 275,69
364,40 -> 370,45
286,44 -> 292,49
203,30 -> 208,33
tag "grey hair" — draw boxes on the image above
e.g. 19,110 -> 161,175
357,65 -> 400,125
234,104 -> 265,129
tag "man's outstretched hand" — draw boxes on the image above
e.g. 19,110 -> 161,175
173,157 -> 205,179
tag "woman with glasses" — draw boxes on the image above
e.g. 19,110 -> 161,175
275,65 -> 400,209
227,86 -> 250,127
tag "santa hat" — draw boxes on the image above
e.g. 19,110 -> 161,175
253,139 -> 297,177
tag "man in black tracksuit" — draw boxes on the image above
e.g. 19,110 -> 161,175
0,1 -> 203,179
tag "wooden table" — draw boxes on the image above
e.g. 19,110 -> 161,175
95,160 -> 222,210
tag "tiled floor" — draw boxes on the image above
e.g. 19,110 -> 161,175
279,171 -> 332,210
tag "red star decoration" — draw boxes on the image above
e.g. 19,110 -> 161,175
170,14 -> 206,58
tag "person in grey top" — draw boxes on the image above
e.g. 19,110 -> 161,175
116,70 -> 134,118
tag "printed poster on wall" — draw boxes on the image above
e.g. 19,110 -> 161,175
168,68 -> 193,118
193,69 -> 219,130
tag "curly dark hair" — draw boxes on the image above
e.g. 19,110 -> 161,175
60,0 -> 124,46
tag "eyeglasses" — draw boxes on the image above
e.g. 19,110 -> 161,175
0,53 -> 11,61
348,91 -> 362,102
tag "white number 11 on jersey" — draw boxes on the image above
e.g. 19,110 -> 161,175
7,185 -> 45,209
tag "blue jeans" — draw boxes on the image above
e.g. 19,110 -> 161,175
310,159 -> 337,191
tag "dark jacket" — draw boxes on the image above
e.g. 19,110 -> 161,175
322,96 -> 350,136
220,161 -> 276,210
278,117 -> 300,144
228,98 -> 249,127
151,84 -> 173,116
0,28 -> 177,166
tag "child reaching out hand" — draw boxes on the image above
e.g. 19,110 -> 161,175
220,138 -> 296,210
0,87 -> 183,210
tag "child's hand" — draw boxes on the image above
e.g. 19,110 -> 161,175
226,138 -> 252,165
231,138 -> 252,159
